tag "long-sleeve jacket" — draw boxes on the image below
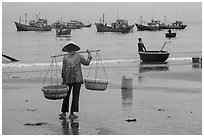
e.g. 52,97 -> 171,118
62,53 -> 92,84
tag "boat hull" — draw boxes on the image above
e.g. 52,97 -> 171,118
160,25 -> 187,29
56,29 -> 71,37
165,33 -> 176,38
139,51 -> 170,62
135,24 -> 161,31
95,23 -> 134,33
15,22 -> 53,31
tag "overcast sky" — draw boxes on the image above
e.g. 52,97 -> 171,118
2,2 -> 202,26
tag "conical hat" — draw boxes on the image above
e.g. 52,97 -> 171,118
62,41 -> 80,52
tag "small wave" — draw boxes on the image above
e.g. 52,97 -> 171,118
2,57 -> 192,68
169,57 -> 192,61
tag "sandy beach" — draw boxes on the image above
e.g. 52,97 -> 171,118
2,60 -> 202,135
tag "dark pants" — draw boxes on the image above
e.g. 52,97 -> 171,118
61,83 -> 81,113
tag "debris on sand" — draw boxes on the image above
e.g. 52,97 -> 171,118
125,118 -> 137,122
24,122 -> 48,126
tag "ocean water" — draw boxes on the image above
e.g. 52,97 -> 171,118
2,23 -> 202,67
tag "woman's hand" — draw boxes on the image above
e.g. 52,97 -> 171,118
86,49 -> 92,60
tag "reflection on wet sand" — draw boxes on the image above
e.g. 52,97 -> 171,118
121,89 -> 133,110
192,63 -> 202,68
61,118 -> 79,135
139,62 -> 169,73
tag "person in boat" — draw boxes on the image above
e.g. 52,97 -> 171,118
138,38 -> 147,52
168,29 -> 171,33
59,41 -> 92,119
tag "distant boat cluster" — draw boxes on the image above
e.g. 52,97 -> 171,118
14,13 -> 187,37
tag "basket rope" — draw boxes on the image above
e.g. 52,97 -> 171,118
86,51 -> 108,88
43,57 -> 62,87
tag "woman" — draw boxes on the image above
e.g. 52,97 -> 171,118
59,41 -> 92,119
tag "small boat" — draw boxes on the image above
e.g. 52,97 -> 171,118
81,23 -> 92,28
160,20 -> 187,29
95,14 -> 134,33
66,20 -> 82,29
135,16 -> 161,31
165,32 -> 176,38
56,28 -> 71,37
139,51 -> 170,62
15,14 -> 52,31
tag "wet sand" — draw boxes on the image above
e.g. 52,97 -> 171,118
2,60 -> 202,135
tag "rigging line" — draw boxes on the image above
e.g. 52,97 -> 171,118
50,58 -> 55,85
98,53 -> 108,82
43,58 -> 54,86
94,51 -> 99,81
54,57 -> 59,86
86,51 -> 97,78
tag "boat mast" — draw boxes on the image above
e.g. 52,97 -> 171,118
19,16 -> 21,23
140,16 -> 143,24
102,13 -> 105,25
164,16 -> 166,24
36,14 -> 38,22
25,13 -> 27,25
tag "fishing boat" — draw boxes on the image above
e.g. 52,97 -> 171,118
56,28 -> 71,37
135,16 -> 161,31
160,20 -> 187,29
81,23 -> 92,28
139,51 -> 170,62
95,14 -> 134,33
66,20 -> 82,29
15,14 -> 53,31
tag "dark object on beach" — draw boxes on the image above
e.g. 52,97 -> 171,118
56,28 -> 71,37
2,53 -> 19,62
125,118 -> 137,122
139,51 -> 170,62
42,85 -> 69,100
15,14 -> 52,31
165,32 -> 176,38
24,122 -> 48,126
192,57 -> 202,64
95,14 -> 134,33
158,108 -> 165,111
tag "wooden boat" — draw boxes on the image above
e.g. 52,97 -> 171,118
135,16 -> 161,31
160,20 -> 187,29
15,14 -> 52,31
15,22 -> 53,31
95,14 -> 134,33
66,20 -> 82,29
165,32 -> 176,38
135,23 -> 161,31
139,51 -> 170,62
81,23 -> 92,28
56,28 -> 71,37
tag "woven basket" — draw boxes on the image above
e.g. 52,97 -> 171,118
84,79 -> 108,91
42,85 -> 69,100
